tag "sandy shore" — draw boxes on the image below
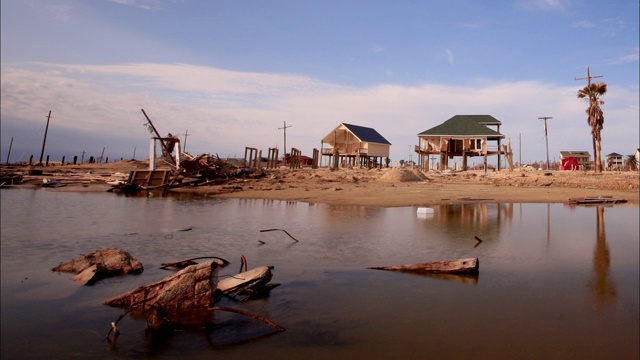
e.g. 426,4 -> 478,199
2,161 -> 638,207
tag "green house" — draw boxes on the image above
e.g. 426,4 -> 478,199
416,115 -> 507,171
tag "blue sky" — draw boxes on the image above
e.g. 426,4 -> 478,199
1,0 -> 638,166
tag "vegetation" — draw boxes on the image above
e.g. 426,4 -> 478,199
577,82 -> 608,173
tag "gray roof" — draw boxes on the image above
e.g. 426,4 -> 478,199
605,152 -> 623,157
342,123 -> 392,145
418,115 -> 503,137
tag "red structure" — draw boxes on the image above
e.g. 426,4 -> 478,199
561,157 -> 580,170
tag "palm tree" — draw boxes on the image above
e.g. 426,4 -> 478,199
577,82 -> 607,172
626,154 -> 639,171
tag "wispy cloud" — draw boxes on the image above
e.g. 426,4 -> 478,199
445,49 -> 455,66
108,0 -> 166,11
517,0 -> 567,11
603,48 -> 640,65
572,21 -> 595,29
372,44 -> 384,54
47,5 -> 73,22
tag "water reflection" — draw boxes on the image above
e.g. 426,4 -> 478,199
587,206 -> 617,309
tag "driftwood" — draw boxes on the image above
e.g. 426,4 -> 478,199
104,259 -> 228,310
259,228 -> 299,242
568,196 -> 627,205
218,266 -> 274,295
369,258 -> 479,274
52,248 -> 143,285
160,256 -> 230,270
104,258 -> 279,330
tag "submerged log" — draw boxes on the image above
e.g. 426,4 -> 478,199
52,248 -> 143,285
369,258 -> 479,274
104,259 -> 228,310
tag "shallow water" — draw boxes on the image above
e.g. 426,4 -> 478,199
1,188 -> 638,359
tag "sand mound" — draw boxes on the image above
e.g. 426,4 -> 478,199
378,168 -> 425,182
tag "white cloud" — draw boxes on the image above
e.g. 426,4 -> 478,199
1,62 -> 637,164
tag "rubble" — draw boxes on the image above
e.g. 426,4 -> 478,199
52,248 -> 144,285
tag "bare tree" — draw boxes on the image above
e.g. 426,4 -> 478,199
577,82 -> 607,173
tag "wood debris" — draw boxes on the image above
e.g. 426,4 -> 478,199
51,248 -> 143,285
369,258 -> 479,274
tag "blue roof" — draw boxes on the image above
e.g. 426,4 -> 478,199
342,123 -> 392,145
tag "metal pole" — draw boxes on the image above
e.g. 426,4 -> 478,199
38,111 -> 52,165
538,117 -> 552,170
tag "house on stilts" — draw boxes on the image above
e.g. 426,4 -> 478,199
415,115 -> 507,171
320,123 -> 392,168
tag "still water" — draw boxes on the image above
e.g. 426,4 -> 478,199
1,188 -> 638,359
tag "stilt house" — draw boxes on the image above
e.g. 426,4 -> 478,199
321,123 -> 391,168
415,115 -> 506,171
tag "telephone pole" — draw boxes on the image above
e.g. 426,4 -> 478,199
538,117 -> 552,170
278,121 -> 292,157
38,111 -> 52,165
574,65 -> 602,86
182,130 -> 190,152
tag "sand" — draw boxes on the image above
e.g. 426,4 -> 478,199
3,160 -> 638,207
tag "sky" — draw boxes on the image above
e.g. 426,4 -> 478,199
1,0 -> 638,166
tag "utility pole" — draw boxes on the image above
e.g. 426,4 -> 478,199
538,117 -> 552,170
182,130 -> 189,152
38,111 -> 52,165
574,65 -> 603,86
278,121 -> 292,157
81,150 -> 85,163
6,136 -> 14,165
519,133 -> 521,168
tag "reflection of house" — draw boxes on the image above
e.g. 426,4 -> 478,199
415,115 -> 506,171
321,123 -> 391,168
559,151 -> 591,170
604,152 -> 624,170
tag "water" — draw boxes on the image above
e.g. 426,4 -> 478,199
1,188 -> 638,359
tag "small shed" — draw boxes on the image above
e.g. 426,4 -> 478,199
605,152 -> 624,170
559,151 -> 591,170
320,123 -> 391,168
416,115 -> 506,171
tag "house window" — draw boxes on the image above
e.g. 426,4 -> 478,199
448,140 -> 464,153
470,139 -> 482,150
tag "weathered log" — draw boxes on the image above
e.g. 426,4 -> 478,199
369,258 -> 479,274
104,259 -> 228,310
52,248 -> 143,285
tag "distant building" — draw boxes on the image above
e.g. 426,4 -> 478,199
604,152 -> 624,170
320,123 -> 391,168
416,115 -> 506,171
559,151 -> 591,170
